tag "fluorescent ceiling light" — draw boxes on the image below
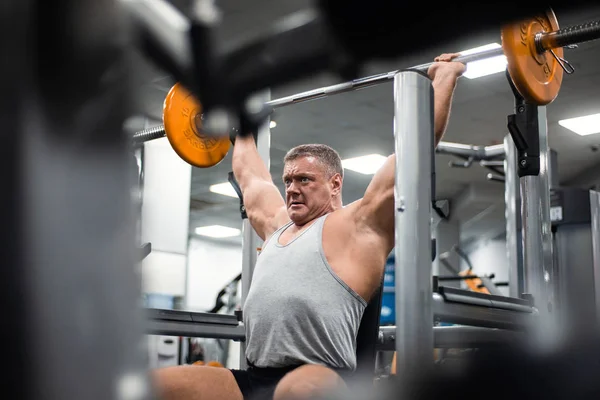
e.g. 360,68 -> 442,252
269,121 -> 277,129
195,225 -> 241,238
342,154 -> 387,175
558,113 -> 600,136
459,43 -> 507,79
459,42 -> 502,56
209,182 -> 239,198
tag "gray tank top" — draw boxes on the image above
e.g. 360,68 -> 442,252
243,213 -> 367,370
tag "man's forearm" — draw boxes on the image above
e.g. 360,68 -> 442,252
432,74 -> 459,146
232,136 -> 272,187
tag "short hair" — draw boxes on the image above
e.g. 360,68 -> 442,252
283,144 -> 344,179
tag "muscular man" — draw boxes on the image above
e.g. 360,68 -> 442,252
153,54 -> 466,400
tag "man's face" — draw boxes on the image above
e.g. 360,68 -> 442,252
282,156 -> 340,225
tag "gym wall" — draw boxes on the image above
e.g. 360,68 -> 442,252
140,137 -> 192,298
185,237 -> 242,311
185,237 -> 243,368
567,161 -> 600,191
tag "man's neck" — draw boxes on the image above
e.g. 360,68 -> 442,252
292,200 -> 342,229
332,199 -> 343,211
293,210 -> 330,230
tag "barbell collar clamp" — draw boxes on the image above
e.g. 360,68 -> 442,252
549,48 -> 575,74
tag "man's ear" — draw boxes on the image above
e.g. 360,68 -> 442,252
330,173 -> 342,196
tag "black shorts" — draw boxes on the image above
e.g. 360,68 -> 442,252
229,363 -> 354,400
229,364 -> 300,400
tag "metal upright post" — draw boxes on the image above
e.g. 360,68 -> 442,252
504,134 -> 524,298
518,106 -> 556,346
548,149 -> 560,316
2,1 -> 31,397
9,1 -> 151,398
548,149 -> 559,189
239,90 -> 271,369
590,191 -> 600,324
506,65 -> 557,346
393,70 -> 434,385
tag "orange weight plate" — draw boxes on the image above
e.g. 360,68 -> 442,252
501,9 -> 563,105
163,83 -> 231,168
206,361 -> 224,367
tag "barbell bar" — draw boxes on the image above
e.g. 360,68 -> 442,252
537,20 -> 600,52
132,10 -> 600,169
267,46 -> 504,108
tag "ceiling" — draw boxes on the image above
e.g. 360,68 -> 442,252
129,1 -> 600,248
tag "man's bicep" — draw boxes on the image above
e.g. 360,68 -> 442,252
355,188 -> 395,238
243,179 -> 288,240
354,155 -> 396,243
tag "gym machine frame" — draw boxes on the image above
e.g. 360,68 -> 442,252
505,80 -> 556,346
390,64 -> 558,382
